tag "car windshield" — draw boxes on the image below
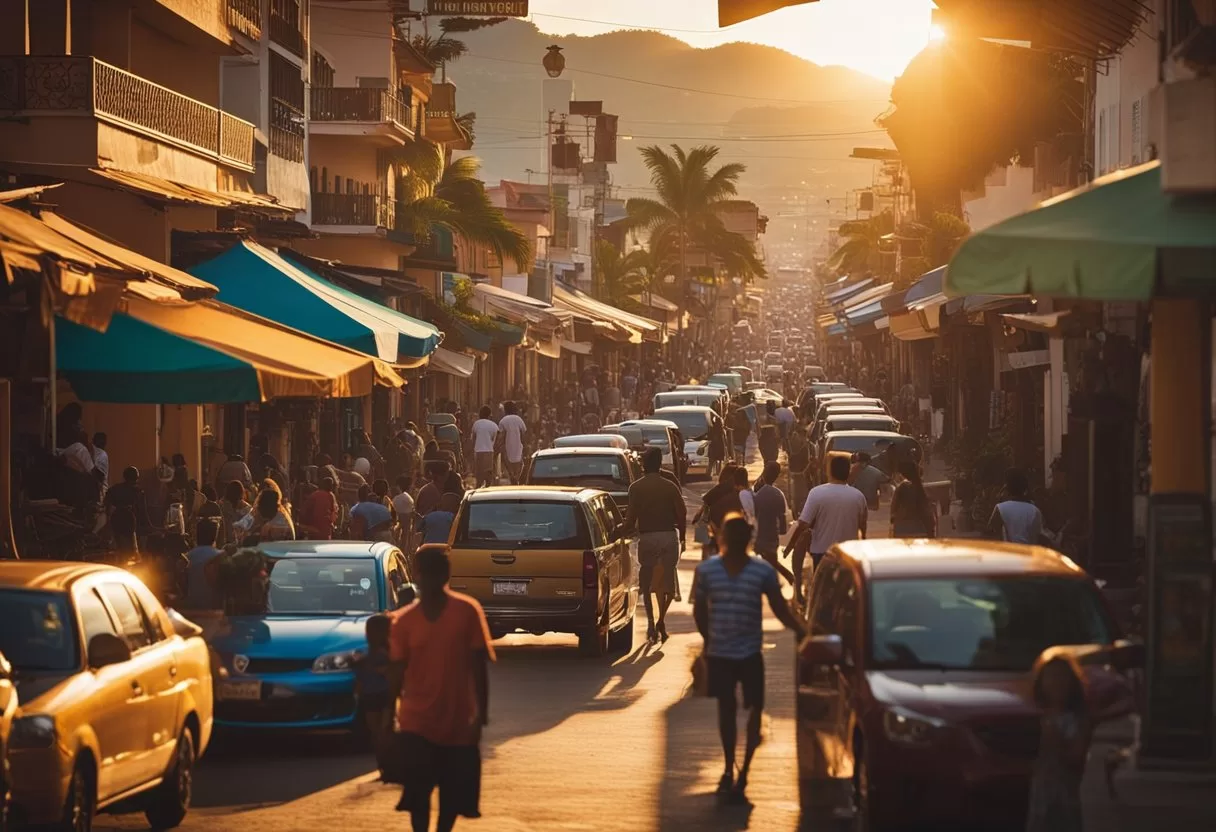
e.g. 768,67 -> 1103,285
267,557 -> 380,615
826,434 -> 899,455
656,411 -> 710,440
457,500 -> 586,548
827,418 -> 895,433
869,577 -> 1112,672
632,425 -> 671,446
531,456 -> 627,488
0,589 -> 79,671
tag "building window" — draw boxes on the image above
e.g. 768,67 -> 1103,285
270,52 -> 304,162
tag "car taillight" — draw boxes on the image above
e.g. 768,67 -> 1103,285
582,550 -> 598,594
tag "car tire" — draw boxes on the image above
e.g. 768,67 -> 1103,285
608,617 -> 634,654
578,627 -> 608,657
145,729 -> 194,830
56,759 -> 94,832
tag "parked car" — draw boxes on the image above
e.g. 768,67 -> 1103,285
819,413 -> 901,438
797,382 -> 857,414
803,364 -> 826,382
817,430 -> 921,482
206,541 -> 416,731
653,405 -> 725,479
727,365 -> 754,384
654,389 -> 728,417
796,539 -> 1132,829
599,424 -> 649,454
553,433 -> 630,451
2,561 -> 212,831
522,447 -> 641,510
706,372 -> 744,396
447,487 -> 638,656
0,651 -> 14,832
617,419 -> 688,484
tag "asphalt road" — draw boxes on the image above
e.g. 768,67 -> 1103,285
97,451 -> 851,832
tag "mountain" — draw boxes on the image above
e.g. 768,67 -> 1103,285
444,20 -> 894,211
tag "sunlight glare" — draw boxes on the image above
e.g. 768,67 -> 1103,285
929,23 -> 948,42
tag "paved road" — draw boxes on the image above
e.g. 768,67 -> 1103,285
97,450 -> 839,832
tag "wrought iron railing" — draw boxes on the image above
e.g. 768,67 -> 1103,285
311,192 -> 414,235
0,56 -> 255,169
270,97 -> 305,162
269,0 -> 306,58
226,0 -> 261,40
309,87 -> 410,131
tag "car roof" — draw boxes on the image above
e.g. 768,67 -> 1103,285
533,446 -> 629,457
259,541 -> 397,559
0,560 -> 122,591
833,539 -> 1088,580
654,405 -> 715,415
621,419 -> 679,429
824,429 -> 908,440
825,414 -> 897,423
465,486 -> 598,503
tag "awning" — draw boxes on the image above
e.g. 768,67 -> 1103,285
89,168 -> 292,214
838,281 -> 895,311
948,161 -> 1216,301
890,305 -> 943,341
472,282 -> 569,330
884,266 -> 945,313
552,283 -> 663,344
825,322 -> 847,337
1002,310 -> 1070,334
189,241 -> 441,364
57,299 -> 402,404
825,277 -> 873,305
944,294 -> 1032,315
628,292 -> 678,312
560,339 -> 593,355
428,347 -> 477,378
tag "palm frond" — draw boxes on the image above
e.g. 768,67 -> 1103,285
623,197 -> 675,231
412,34 -> 468,65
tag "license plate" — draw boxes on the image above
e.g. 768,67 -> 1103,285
492,580 -> 529,596
218,680 -> 263,701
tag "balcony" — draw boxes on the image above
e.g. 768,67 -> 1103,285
227,0 -> 262,41
426,81 -> 469,148
309,87 -> 414,144
0,56 -> 255,170
270,0 -> 306,59
311,192 -> 416,244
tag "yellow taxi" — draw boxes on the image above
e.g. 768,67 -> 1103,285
447,486 -> 638,656
0,561 -> 213,831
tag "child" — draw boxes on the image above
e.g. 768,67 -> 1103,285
354,613 -> 396,781
1026,650 -> 1091,832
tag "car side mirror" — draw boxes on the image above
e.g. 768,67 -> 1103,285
88,633 -> 131,670
799,634 -> 843,667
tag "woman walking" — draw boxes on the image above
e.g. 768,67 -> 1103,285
889,461 -> 936,538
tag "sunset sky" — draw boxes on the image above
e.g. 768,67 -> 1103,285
523,0 -> 937,81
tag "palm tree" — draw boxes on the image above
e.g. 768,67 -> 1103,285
455,112 -> 476,144
394,142 -> 530,267
412,33 -> 468,66
593,240 -> 649,305
625,144 -> 753,364
826,210 -> 895,276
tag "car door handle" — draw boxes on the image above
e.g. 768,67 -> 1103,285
491,554 -> 516,565
169,666 -> 178,678
131,681 -> 144,696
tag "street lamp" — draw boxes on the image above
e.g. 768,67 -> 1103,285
543,45 -> 565,78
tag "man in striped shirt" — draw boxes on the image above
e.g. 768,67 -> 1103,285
693,513 -> 807,803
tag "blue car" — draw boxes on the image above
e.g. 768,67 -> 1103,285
208,541 -> 416,730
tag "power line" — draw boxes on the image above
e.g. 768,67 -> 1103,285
529,11 -> 735,35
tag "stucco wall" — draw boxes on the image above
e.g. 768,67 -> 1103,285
312,1 -> 393,84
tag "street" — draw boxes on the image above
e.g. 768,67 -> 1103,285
98,454 -> 813,832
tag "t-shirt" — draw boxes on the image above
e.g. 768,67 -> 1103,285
752,483 -> 788,552
415,482 -> 442,516
852,465 -> 889,511
184,545 -> 222,609
351,500 -> 393,533
392,491 -> 415,522
60,442 -> 94,474
498,414 -> 527,463
996,500 -> 1043,544
420,510 -> 456,544
626,473 -> 685,534
92,448 -> 110,484
693,556 -> 781,660
390,592 -> 495,746
799,482 -> 868,554
471,418 -> 499,454
300,489 -> 338,539
775,406 -> 795,428
738,488 -> 757,526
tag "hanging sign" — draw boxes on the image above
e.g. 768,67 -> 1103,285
427,1 -> 529,16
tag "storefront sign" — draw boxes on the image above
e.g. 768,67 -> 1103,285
1142,494 -> 1214,764
427,0 -> 528,16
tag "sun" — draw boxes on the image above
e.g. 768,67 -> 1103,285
929,24 -> 948,42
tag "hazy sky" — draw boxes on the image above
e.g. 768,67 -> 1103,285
523,0 -> 937,81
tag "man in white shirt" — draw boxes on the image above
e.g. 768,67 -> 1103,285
470,406 -> 500,487
774,400 -> 795,448
782,454 -> 867,603
988,468 -> 1045,544
498,400 -> 528,484
91,432 -> 110,498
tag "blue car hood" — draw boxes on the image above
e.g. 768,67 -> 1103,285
208,615 -> 370,659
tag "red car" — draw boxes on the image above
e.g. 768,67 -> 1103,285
796,539 -> 1126,830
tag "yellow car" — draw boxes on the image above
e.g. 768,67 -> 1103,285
447,486 -> 639,656
1,561 -> 213,831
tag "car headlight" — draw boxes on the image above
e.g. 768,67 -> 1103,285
882,706 -> 946,747
313,649 -> 364,673
10,714 -> 57,749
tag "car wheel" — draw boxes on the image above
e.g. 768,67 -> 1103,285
578,627 -> 608,657
56,760 -> 94,832
608,617 -> 634,654
145,729 -> 194,830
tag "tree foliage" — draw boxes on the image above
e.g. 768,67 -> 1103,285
593,240 -> 649,305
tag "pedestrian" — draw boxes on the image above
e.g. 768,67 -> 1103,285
752,461 -> 795,585
165,465 -> 206,533
299,476 -> 339,540
498,401 -> 527,484
353,428 -> 386,482
787,423 -> 810,516
850,451 -> 890,514
423,440 -> 456,481
989,468 -> 1046,544
623,446 -> 686,644
889,461 -> 937,538
104,465 -> 150,555
1025,651 -> 1091,832
693,513 -> 807,803
184,519 -> 223,610
782,454 -> 867,604
196,484 -> 225,548
390,545 -> 494,832
393,475 -> 416,548
470,406 -> 499,488
351,484 -> 394,542
708,466 -> 751,540
215,453 -> 253,495
257,453 -> 290,498
220,480 -> 252,546
693,464 -> 738,559
337,452 -> 368,507
419,492 -> 459,545
355,613 -> 395,780
249,486 -> 295,542
416,462 -> 447,517
757,401 -> 780,466
731,407 -> 751,462
774,399 -> 795,448
707,415 -> 727,479
91,432 -> 110,493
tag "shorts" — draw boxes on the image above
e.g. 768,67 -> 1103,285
394,732 -> 482,819
707,653 -> 765,709
638,529 -> 680,594
474,451 -> 495,478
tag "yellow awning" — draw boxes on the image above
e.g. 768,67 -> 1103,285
552,284 -> 663,344
125,295 -> 404,399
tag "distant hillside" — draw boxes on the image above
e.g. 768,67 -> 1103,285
445,20 -> 893,210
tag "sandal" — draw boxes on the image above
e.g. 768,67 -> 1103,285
716,771 -> 734,798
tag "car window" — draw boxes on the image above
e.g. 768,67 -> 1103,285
100,582 -> 152,651
456,500 -> 589,548
0,589 -> 80,672
126,582 -> 167,642
531,455 -> 627,486
268,557 -> 380,614
585,501 -> 609,548
833,567 -> 860,663
807,558 -> 841,632
594,496 -> 620,542
77,588 -> 118,643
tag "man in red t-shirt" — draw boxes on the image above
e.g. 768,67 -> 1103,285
390,545 -> 494,832
298,476 -> 338,539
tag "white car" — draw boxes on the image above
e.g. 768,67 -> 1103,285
652,406 -> 723,480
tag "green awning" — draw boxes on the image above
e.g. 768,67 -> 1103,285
948,162 -> 1216,301
490,319 -> 526,347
